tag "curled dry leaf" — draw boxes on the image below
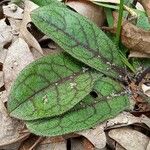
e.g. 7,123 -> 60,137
66,0 -> 105,26
136,2 -> 144,11
106,112 -> 150,128
138,0 -> 150,23
19,0 -> 43,54
3,38 -> 34,94
0,99 -> 29,149
115,143 -> 126,150
142,83 -> 150,97
71,138 -> 83,150
107,12 -> 150,58
0,19 -> 13,48
3,4 -> 23,19
121,22 -> 150,58
108,127 -> 149,150
77,123 -> 106,149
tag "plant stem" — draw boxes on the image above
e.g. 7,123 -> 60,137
116,0 -> 124,45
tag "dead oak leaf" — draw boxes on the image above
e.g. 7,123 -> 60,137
3,38 -> 34,94
121,22 -> 150,58
108,127 -> 150,150
3,3 -> 23,19
0,19 -> 13,48
19,0 -> 43,54
0,99 -> 29,148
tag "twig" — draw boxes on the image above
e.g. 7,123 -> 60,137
28,137 -> 44,150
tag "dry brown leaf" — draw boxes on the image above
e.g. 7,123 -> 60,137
0,19 -> 13,48
106,112 -> 150,128
121,22 -> 150,58
3,4 -> 23,19
0,49 -> 7,64
142,83 -> 150,97
0,99 -> 29,149
106,12 -> 150,58
37,138 -> 67,150
115,143 -> 126,150
19,0 -> 43,54
90,0 -> 119,4
19,135 -> 42,150
138,0 -> 150,22
3,38 -> 34,94
83,138 -> 94,150
78,124 -> 106,149
140,115 -> 150,128
71,138 -> 83,150
8,18 -> 22,38
108,127 -> 150,150
0,71 -> 3,88
31,41 -> 62,60
0,90 -> 7,103
66,0 -> 105,26
136,2 -> 144,11
147,141 -> 150,150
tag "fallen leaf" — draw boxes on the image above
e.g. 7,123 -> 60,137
0,90 -> 7,103
142,83 -> 150,97
0,99 -> 29,148
140,115 -> 150,128
147,141 -> 150,150
78,124 -> 106,149
0,71 -> 3,88
8,18 -> 22,37
106,112 -> 150,128
3,38 -> 34,93
121,22 -> 150,58
115,143 -> 126,150
66,0 -> 105,26
3,4 -> 23,19
19,135 -> 41,150
0,49 -> 7,64
90,0 -> 119,4
136,2 -> 144,11
71,138 -> 83,150
19,0 -> 43,54
37,137 -> 67,150
138,0 -> 150,23
83,138 -> 94,150
0,19 -> 13,48
105,11 -> 150,58
108,127 -> 149,150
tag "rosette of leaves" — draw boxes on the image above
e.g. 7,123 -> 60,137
8,0 -> 149,136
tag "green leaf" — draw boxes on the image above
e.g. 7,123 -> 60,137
26,77 -> 130,136
92,2 -> 119,10
32,0 -> 65,7
31,5 -> 126,79
7,52 -> 98,120
135,9 -> 150,30
11,0 -> 64,6
104,8 -> 114,27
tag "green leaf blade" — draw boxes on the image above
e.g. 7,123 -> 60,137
26,77 -> 130,136
31,6 -> 126,79
8,53 -> 98,120
32,0 -> 65,7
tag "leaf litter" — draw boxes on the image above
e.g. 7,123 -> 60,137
0,0 -> 149,150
